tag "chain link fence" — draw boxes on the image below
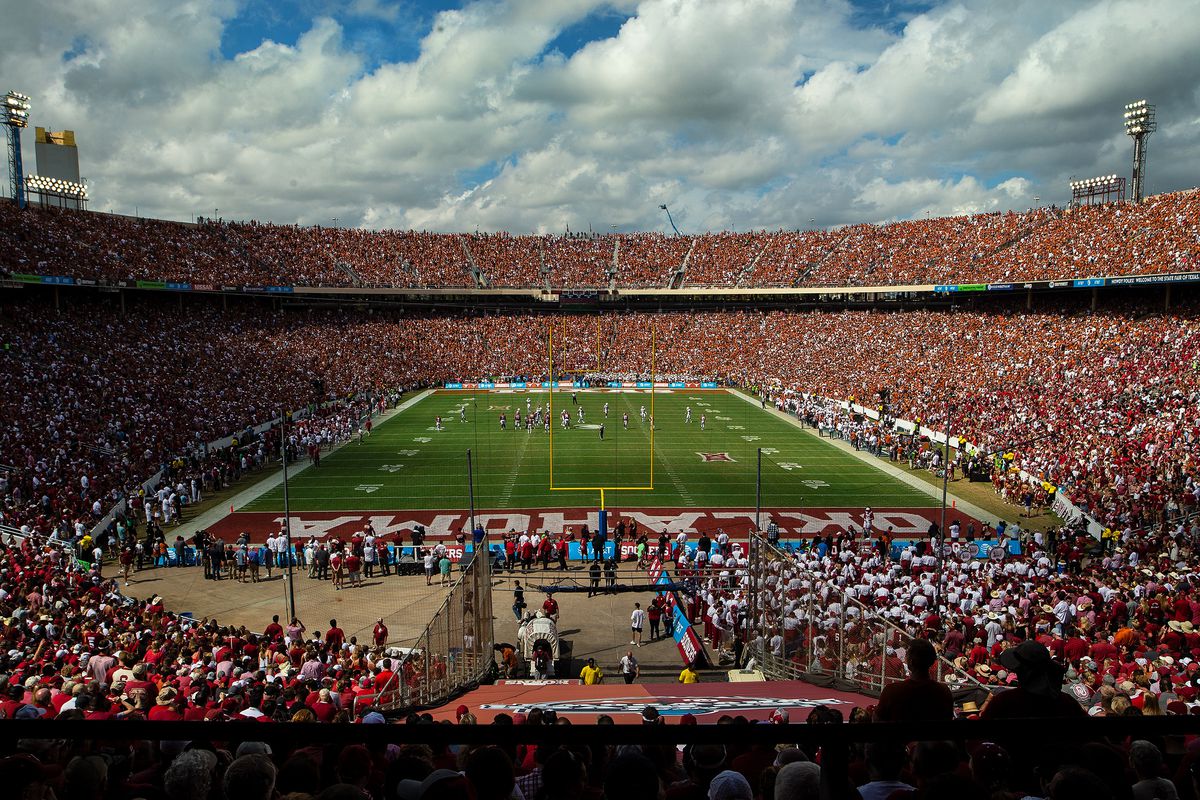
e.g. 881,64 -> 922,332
359,539 -> 495,714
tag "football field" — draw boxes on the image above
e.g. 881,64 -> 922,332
239,388 -> 933,515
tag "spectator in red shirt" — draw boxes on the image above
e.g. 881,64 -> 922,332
326,619 -> 345,653
345,553 -> 363,588
263,615 -> 284,642
372,618 -> 388,648
373,658 -> 396,705
309,688 -> 338,722
542,594 -> 559,621
147,688 -> 183,721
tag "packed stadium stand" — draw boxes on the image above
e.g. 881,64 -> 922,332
3,297 -> 1197,541
1,193 -> 1200,800
3,191 -> 1197,289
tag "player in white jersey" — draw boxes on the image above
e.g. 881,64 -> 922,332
686,407 -> 692,423
640,405 -> 647,422
577,406 -> 585,424
603,402 -> 609,418
460,406 -> 467,422
623,412 -> 629,430
649,415 -> 655,431
700,414 -> 706,431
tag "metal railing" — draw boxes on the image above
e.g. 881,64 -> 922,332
747,532 -> 982,696
0,524 -> 79,563
355,539 -> 495,714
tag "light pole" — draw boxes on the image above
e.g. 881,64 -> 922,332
936,401 -> 956,617
280,410 -> 297,621
658,204 -> 681,236
1124,99 -> 1156,202
3,91 -> 31,209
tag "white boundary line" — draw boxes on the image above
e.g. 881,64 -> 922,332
725,389 -> 1001,527
170,389 -> 436,537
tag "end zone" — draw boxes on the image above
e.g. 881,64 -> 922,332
205,505 -> 981,559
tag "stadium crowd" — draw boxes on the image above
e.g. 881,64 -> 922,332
731,509 -> 1200,704
4,190 -> 1198,289
0,295 -> 1195,798
2,515 -> 1200,800
544,234 -> 614,289
3,298 -> 1198,554
5,685 -> 1198,800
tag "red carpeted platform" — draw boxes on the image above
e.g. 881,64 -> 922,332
431,680 -> 870,723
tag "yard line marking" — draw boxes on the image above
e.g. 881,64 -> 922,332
498,426 -> 533,506
650,439 -> 694,507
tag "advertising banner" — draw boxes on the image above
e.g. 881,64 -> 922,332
1107,271 -> 1200,286
647,558 -> 705,666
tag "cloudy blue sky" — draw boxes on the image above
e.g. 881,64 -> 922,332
3,0 -> 1199,233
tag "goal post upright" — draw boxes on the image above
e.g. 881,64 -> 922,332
545,319 -> 656,555
548,323 -> 555,489
650,325 -> 655,488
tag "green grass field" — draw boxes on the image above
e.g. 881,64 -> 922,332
241,389 -> 936,512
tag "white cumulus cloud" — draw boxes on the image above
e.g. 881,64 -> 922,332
1,0 -> 1197,232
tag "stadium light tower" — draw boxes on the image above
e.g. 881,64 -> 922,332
1123,99 -> 1156,203
658,203 -> 681,236
3,90 -> 31,209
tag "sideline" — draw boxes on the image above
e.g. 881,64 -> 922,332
726,389 -> 1003,529
170,389 -> 435,539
